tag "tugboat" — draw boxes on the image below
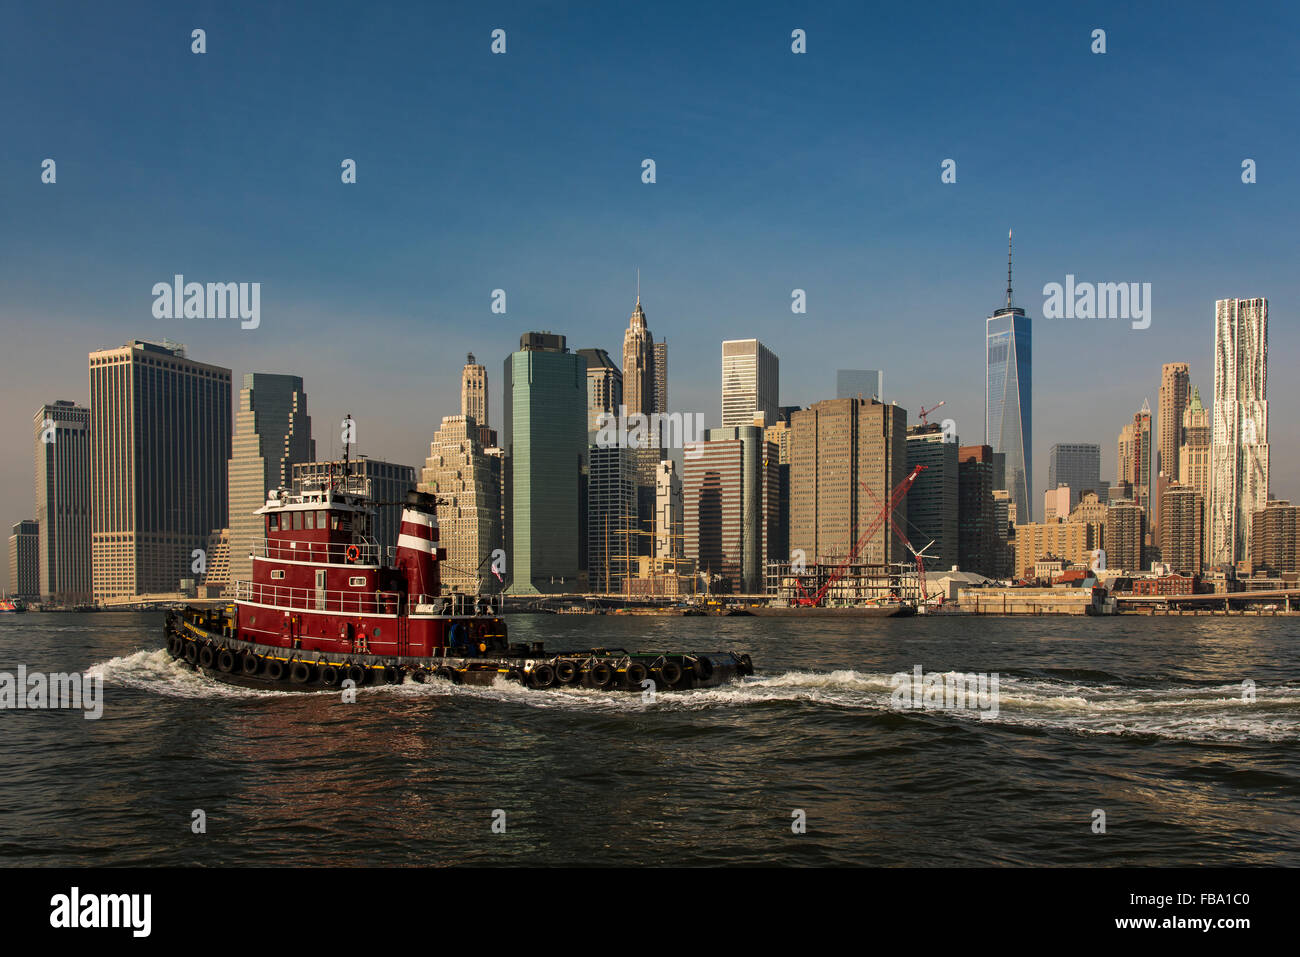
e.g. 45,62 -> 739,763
163,474 -> 753,692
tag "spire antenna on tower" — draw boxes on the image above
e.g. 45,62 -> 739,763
1006,228 -> 1014,308
636,268 -> 640,305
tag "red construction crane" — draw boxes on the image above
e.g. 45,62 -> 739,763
918,401 -> 945,426
793,464 -> 927,606
858,479 -> 937,604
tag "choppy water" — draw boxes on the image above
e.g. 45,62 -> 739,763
1,611 -> 1298,865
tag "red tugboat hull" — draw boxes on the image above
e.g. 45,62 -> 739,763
165,606 -> 752,692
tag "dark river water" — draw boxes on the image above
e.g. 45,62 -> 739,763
1,611 -> 1297,866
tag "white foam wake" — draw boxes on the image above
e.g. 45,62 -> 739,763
89,650 -> 1300,742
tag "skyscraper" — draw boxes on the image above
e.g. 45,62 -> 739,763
790,397 -> 908,567
653,340 -> 668,415
88,340 -> 232,600
1158,362 -> 1190,483
1117,400 -> 1153,518
1106,501 -> 1146,573
1211,298 -> 1269,568
461,353 -> 488,430
622,297 -> 656,417
906,423 -> 959,570
1047,443 -> 1102,510
1179,386 -> 1212,567
836,369 -> 883,401
985,231 -> 1032,523
7,521 -> 39,601
721,339 -> 779,428
682,426 -> 778,593
655,460 -> 683,561
586,444 -> 637,593
32,400 -> 91,604
418,415 -> 503,593
958,444 -> 998,578
577,348 -> 623,433
226,373 -> 314,592
504,332 -> 588,594
1160,484 -> 1203,575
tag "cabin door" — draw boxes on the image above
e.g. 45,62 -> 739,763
315,569 -> 326,610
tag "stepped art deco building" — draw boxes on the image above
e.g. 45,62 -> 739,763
89,340 -> 231,600
225,373 -> 314,594
1210,298 -> 1269,568
418,415 -> 503,593
985,231 -> 1032,524
33,400 -> 91,604
622,296 -> 657,418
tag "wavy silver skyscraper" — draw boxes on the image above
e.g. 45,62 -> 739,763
985,231 -> 1032,523
1210,297 -> 1269,567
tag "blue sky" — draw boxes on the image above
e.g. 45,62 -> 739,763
3,1 -> 1298,580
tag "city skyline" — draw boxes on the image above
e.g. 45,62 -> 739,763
4,3 -> 1299,585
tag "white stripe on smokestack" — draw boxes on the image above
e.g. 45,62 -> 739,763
401,510 -> 437,530
397,533 -> 435,554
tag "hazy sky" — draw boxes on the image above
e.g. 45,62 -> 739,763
3,1 -> 1298,584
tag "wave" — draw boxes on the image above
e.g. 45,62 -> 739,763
90,649 -> 1300,743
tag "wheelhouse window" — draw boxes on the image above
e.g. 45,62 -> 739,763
305,510 -> 315,530
268,513 -> 279,532
293,511 -> 303,530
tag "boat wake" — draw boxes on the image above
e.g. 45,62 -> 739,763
91,650 -> 1299,742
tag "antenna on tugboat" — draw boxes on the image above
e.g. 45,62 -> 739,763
343,412 -> 352,479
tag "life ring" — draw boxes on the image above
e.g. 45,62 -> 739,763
658,660 -> 684,688
588,662 -> 615,690
346,544 -> 360,563
529,664 -> 556,689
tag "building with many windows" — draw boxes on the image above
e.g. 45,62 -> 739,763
721,339 -> 779,429
790,397 -> 909,567
225,373 -> 314,595
503,332 -> 588,594
1210,298 -> 1269,568
88,340 -> 232,600
32,400 -> 91,604
986,232 -> 1032,523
